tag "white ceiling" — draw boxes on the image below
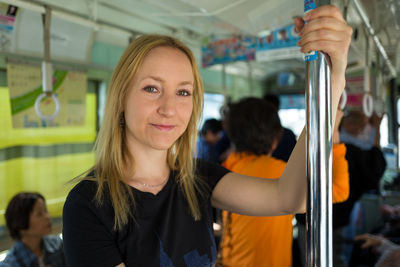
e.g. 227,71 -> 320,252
2,0 -> 400,80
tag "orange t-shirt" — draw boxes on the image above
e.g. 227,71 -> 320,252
220,144 -> 349,267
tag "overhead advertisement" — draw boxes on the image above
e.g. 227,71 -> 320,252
201,36 -> 256,67
201,24 -> 303,66
0,4 -> 17,51
256,24 -> 303,62
7,63 -> 87,128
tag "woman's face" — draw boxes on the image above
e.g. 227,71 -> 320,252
124,46 -> 194,152
21,198 -> 52,239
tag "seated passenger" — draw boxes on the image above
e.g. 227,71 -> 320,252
333,111 -> 386,266
219,98 -> 349,267
0,192 -> 65,267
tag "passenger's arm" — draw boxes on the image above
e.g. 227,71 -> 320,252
211,5 -> 352,216
332,144 -> 349,203
332,109 -> 349,203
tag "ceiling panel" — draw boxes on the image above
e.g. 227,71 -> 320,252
7,0 -> 400,77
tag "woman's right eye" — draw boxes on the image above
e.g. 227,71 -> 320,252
143,86 -> 158,93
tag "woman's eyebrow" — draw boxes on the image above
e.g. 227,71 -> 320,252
143,76 -> 193,86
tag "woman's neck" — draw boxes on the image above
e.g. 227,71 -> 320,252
21,235 -> 43,258
125,139 -> 170,193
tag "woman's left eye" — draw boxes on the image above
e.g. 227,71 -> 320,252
177,90 -> 191,96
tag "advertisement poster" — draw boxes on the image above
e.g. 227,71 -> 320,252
7,63 -> 87,128
201,24 -> 302,67
201,36 -> 256,67
0,4 -> 17,51
256,24 -> 303,62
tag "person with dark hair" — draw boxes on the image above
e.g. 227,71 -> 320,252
263,93 -> 297,162
219,97 -> 287,267
0,192 -> 65,267
196,118 -> 224,162
219,99 -> 349,266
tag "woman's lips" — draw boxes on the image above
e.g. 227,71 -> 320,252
152,124 -> 175,132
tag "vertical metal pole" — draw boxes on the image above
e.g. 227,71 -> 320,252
305,51 -> 332,267
42,6 -> 52,94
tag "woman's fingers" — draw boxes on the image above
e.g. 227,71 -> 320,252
299,32 -> 350,54
298,29 -> 350,49
304,4 -> 346,23
300,17 -> 351,36
296,5 -> 352,78
294,17 -> 305,33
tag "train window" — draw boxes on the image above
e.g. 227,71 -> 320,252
200,93 -> 225,128
380,114 -> 388,148
277,72 -> 296,87
278,94 -> 305,137
279,109 -> 305,138
97,81 -> 107,127
397,98 -> 400,126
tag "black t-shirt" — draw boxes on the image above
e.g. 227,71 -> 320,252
62,160 -> 229,267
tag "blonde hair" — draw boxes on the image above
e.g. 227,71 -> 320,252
91,34 -> 204,230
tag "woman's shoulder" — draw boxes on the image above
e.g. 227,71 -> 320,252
67,179 -> 98,202
195,159 -> 230,189
195,159 -> 229,176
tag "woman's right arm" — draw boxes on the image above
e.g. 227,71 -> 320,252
211,5 -> 352,217
63,187 -> 124,267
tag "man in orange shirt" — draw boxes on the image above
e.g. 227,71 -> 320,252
219,97 -> 349,267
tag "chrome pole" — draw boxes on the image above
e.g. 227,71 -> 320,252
305,51 -> 332,267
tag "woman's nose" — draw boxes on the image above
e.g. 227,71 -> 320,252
158,93 -> 176,117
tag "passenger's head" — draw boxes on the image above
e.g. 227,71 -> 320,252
263,94 -> 280,110
96,34 -> 204,170
340,110 -> 368,136
200,119 -> 222,144
226,97 -> 282,156
5,192 -> 51,240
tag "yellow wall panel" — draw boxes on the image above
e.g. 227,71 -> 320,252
0,153 -> 95,225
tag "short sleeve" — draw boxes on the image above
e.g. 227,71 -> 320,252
62,181 -> 123,267
196,159 -> 230,191
332,143 -> 349,203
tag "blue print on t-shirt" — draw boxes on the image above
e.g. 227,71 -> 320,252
184,250 -> 214,267
183,225 -> 216,267
159,239 -> 175,267
158,224 -> 216,267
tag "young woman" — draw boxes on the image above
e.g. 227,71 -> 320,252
63,5 -> 353,266
1,192 -> 65,267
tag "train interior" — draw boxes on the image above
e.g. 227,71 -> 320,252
0,0 -> 400,265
